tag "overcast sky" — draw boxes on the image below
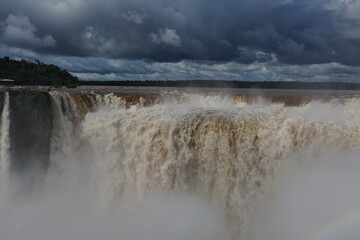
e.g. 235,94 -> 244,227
1,0 -> 360,81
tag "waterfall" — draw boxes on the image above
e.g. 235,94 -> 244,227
1,89 -> 360,240
0,92 -> 10,187
45,91 -> 360,237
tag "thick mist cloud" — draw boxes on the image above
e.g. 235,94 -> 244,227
1,0 -> 360,65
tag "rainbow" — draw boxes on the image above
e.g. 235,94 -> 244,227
307,211 -> 360,240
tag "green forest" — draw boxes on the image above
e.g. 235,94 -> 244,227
0,56 -> 78,86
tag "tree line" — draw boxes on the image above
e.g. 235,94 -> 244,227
2,56 -> 360,90
0,56 -> 78,86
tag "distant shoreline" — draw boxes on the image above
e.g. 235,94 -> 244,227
78,80 -> 360,90
2,85 -> 360,99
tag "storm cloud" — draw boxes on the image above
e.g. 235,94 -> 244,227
1,0 -> 360,80
1,14 -> 57,49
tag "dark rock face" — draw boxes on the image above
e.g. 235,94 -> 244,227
9,91 -> 52,177
0,91 -> 4,115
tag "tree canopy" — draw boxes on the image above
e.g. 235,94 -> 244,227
0,57 -> 78,86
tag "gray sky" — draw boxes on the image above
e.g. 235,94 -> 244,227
1,0 -> 360,81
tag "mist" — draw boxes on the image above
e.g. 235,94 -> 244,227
1,90 -> 360,240
0,160 -> 229,240
250,151 -> 360,240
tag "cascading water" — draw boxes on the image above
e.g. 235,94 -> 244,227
0,92 -> 10,194
2,89 -> 360,240
45,91 -> 360,238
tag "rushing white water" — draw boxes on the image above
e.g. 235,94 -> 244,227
42,91 -> 360,238
2,90 -> 360,240
0,92 -> 10,194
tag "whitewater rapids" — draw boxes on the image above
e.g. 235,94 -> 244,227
3,89 -> 360,240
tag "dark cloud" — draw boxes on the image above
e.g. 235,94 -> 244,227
3,44 -> 358,82
1,14 -> 57,50
0,0 -> 359,66
1,0 -> 360,83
